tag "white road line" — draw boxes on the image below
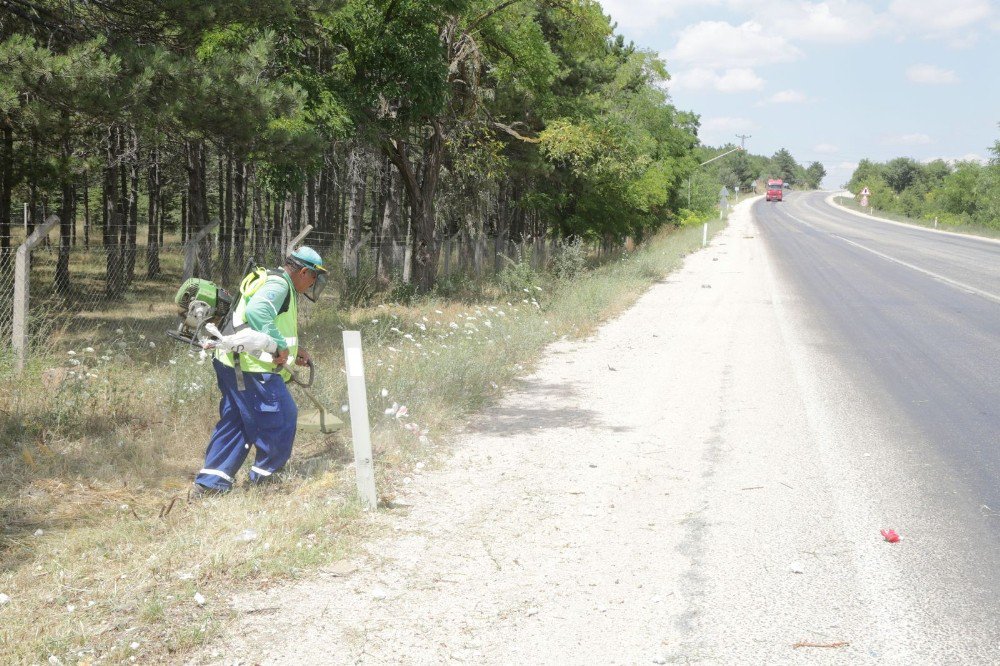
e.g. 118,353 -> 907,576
822,193 -> 1000,246
832,233 -> 1000,305
774,207 -> 1000,305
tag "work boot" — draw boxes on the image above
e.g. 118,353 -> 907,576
187,483 -> 226,501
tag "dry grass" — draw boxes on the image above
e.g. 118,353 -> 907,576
0,218 -> 726,664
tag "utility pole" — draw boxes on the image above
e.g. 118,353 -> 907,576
735,134 -> 751,150
688,146 -> 743,206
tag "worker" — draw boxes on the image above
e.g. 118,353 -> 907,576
191,246 -> 328,497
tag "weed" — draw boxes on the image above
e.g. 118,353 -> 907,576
0,215 -> 727,663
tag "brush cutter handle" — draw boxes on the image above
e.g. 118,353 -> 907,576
291,359 -> 315,387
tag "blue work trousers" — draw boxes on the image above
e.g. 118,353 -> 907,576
195,358 -> 298,491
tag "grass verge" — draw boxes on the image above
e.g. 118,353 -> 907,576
0,216 -> 726,664
832,195 -> 1000,240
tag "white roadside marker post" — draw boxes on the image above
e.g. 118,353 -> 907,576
343,331 -> 378,510
702,222 -> 708,248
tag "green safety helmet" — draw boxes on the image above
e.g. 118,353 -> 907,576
287,246 -> 328,302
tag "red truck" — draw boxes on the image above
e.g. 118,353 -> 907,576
766,178 -> 783,202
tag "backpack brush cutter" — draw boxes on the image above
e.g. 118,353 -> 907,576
168,278 -> 233,347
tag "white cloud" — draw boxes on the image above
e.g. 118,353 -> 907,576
889,0 -> 993,44
668,21 -> 803,69
889,0 -> 992,33
766,89 -> 808,104
701,117 -> 756,132
771,1 -> 884,42
699,116 -> 757,145
598,0 -> 716,34
814,143 -> 840,154
906,64 -> 959,84
671,67 -> 765,93
885,133 -> 934,145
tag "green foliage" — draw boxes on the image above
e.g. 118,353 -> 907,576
805,162 -> 826,189
846,132 -> 1000,229
497,258 -> 538,294
551,238 -> 586,280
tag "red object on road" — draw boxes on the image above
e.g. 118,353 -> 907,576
880,529 -> 900,543
766,178 -> 784,202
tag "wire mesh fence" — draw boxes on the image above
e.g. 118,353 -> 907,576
0,226 -> 601,366
0,256 -> 15,354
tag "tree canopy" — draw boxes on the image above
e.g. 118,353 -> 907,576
0,0 -> 822,291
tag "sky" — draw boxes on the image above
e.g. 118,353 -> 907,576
596,0 -> 1000,188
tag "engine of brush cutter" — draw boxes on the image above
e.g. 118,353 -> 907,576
168,278 -> 233,346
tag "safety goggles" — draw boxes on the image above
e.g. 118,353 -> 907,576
305,269 -> 327,302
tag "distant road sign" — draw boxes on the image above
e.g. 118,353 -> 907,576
860,187 -> 871,196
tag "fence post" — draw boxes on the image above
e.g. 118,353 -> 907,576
13,215 -> 59,372
182,219 -> 220,281
343,330 -> 378,510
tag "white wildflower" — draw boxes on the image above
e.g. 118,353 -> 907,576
148,341 -> 156,348
83,347 -> 95,353
380,388 -> 389,398
139,334 -> 146,340
115,328 -> 124,334
67,350 -> 76,356
169,359 -> 177,365
435,309 -> 444,314
371,319 -> 379,323
341,404 -> 349,413
194,592 -> 206,606
449,322 -> 459,329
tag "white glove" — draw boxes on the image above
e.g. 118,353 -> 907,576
201,323 -> 278,354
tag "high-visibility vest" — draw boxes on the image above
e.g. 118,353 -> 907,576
216,269 -> 298,380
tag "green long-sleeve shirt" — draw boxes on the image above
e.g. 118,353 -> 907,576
243,271 -> 294,351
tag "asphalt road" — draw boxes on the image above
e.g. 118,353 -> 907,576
755,191 -> 1000,615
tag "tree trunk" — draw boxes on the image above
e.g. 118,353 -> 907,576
318,153 -> 328,232
146,147 -> 161,278
306,170 -> 316,231
104,128 -> 124,297
124,138 -> 139,285
384,122 -> 444,292
55,135 -> 73,294
343,144 -> 367,278
82,174 -> 90,249
271,193 -> 282,255
377,165 -> 401,282
251,177 -> 263,259
186,139 -> 212,278
181,192 -> 188,242
220,155 -> 233,282
0,117 -> 12,274
233,158 -> 247,275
